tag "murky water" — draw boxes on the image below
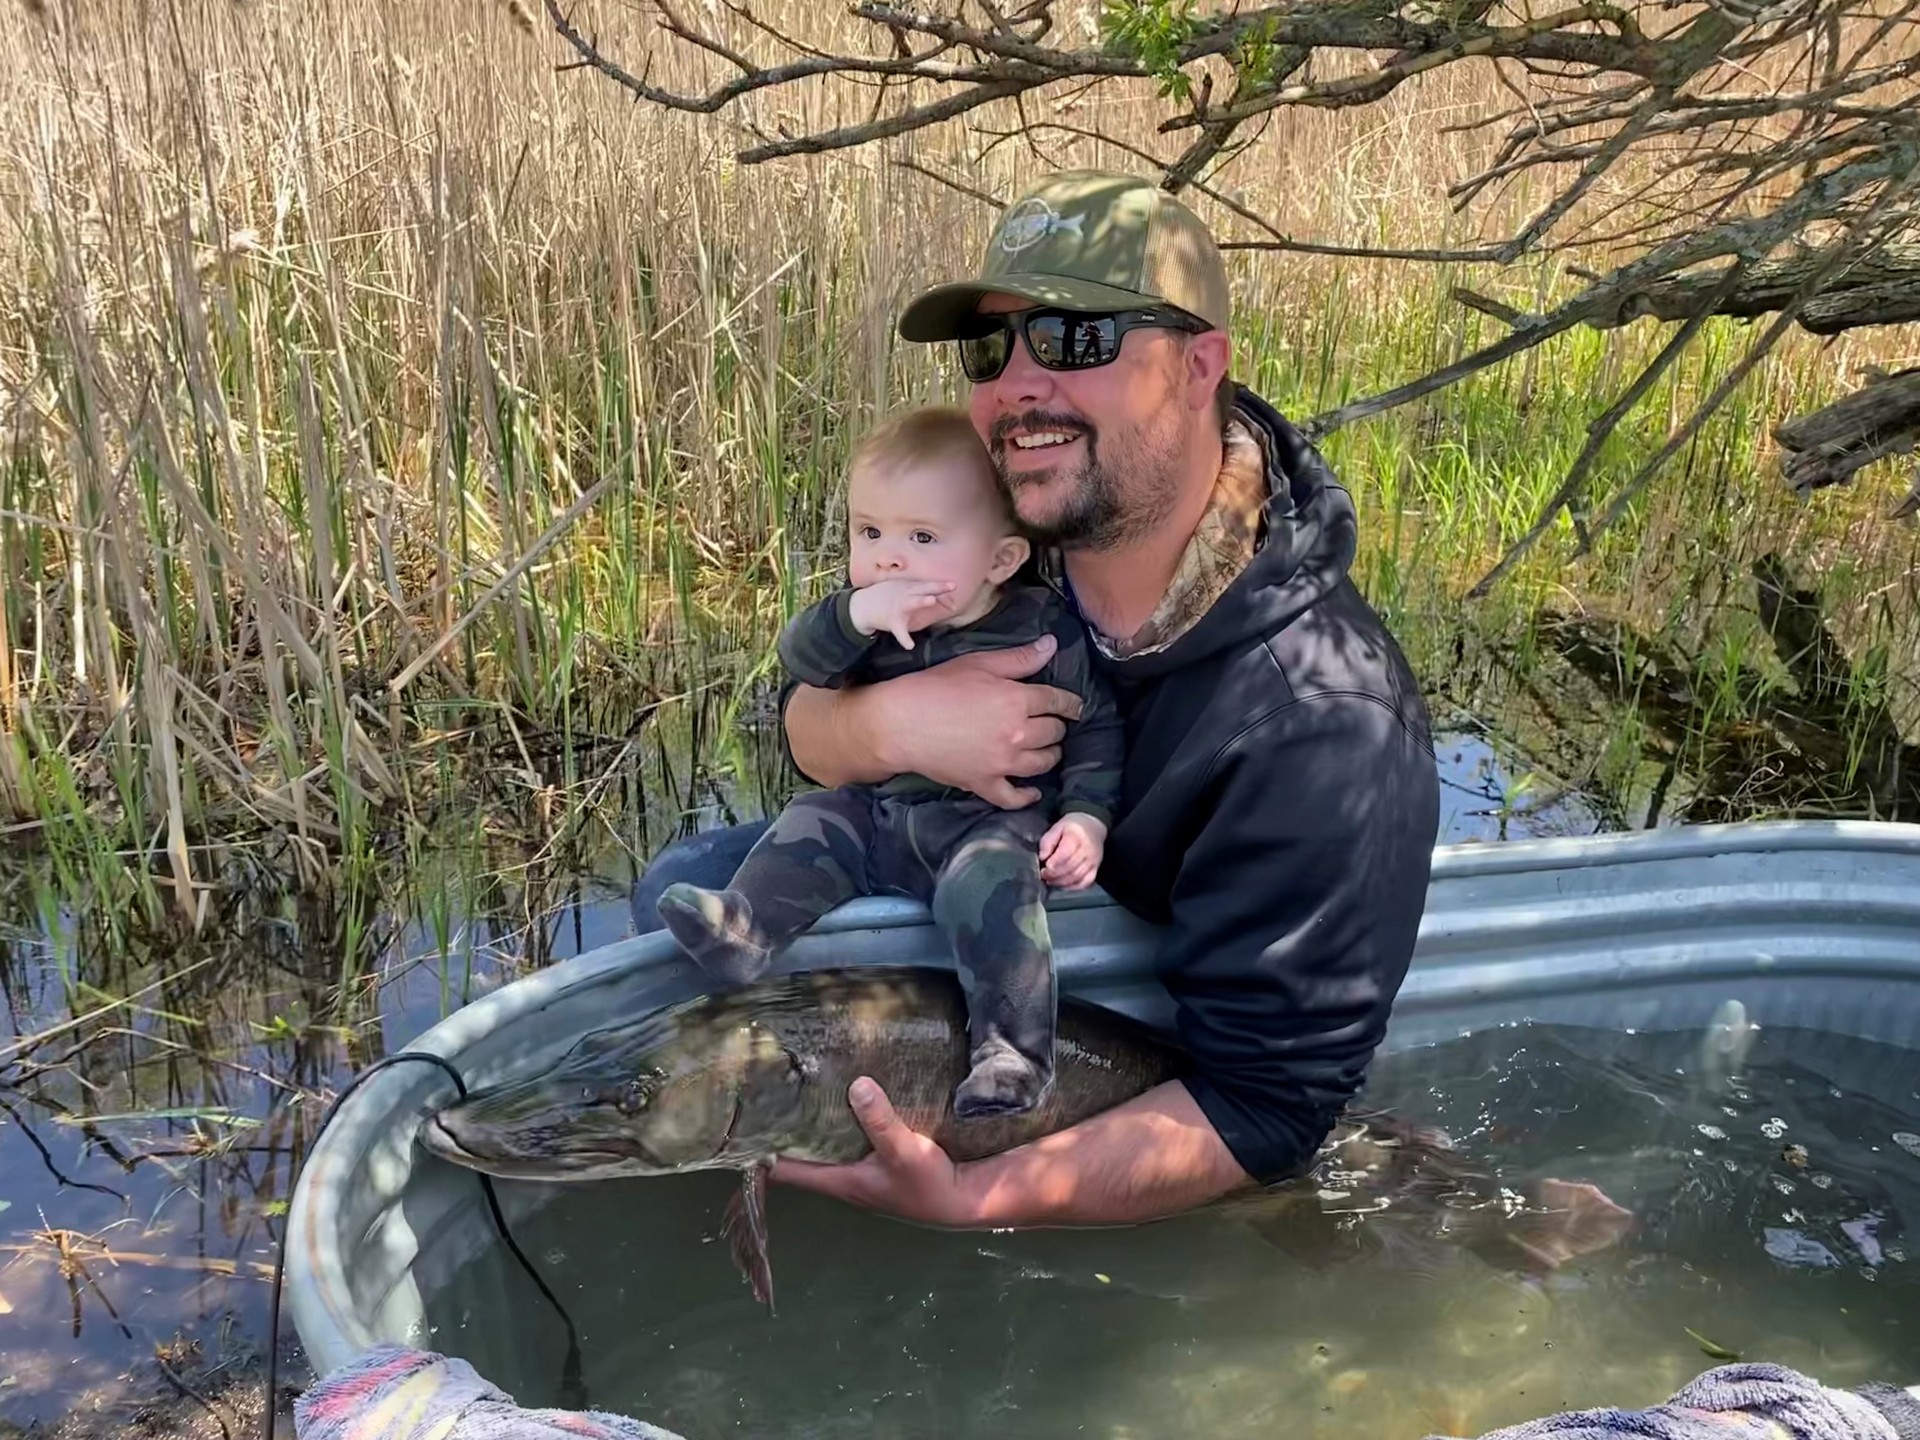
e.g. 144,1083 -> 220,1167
0,885 -> 646,1424
0,726 -> 1577,1425
429,1023 -> 1920,1440
0,716 -> 1883,1430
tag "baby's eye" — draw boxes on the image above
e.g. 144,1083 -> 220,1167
858,525 -> 881,541
910,530 -> 936,545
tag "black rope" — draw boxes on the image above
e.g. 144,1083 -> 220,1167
264,1052 -> 586,1440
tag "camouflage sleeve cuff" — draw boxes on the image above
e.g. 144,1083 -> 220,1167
829,587 -> 871,646
777,587 -> 877,689
1059,800 -> 1114,829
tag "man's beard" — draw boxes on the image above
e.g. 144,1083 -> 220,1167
988,408 -> 1184,551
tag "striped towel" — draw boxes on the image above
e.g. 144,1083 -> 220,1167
296,1347 -> 1919,1440
293,1346 -> 683,1440
1428,1363 -> 1917,1440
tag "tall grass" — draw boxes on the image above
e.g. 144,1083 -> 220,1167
1,0 -> 1915,954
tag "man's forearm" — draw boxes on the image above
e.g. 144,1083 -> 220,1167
958,1081 -> 1254,1228
782,682 -> 894,788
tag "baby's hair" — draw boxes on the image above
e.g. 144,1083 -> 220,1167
850,405 -> 1011,521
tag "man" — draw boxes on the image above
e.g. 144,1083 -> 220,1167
632,170 -> 1441,1228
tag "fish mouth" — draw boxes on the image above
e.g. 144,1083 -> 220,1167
417,1113 -> 651,1180
420,1113 -> 469,1157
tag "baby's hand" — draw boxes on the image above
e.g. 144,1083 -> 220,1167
1040,813 -> 1107,891
849,578 -> 959,649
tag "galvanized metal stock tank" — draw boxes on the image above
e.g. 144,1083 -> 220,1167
285,820 -> 1920,1375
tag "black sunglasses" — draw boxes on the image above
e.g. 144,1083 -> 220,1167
955,305 -> 1212,382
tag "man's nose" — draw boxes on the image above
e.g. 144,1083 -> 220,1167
990,324 -> 1055,408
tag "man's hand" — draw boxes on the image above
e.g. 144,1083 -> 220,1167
1040,812 -> 1106,890
771,1074 -> 1252,1229
771,1077 -> 974,1227
784,636 -> 1085,808
848,578 -> 958,649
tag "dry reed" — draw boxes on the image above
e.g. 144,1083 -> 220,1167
0,0 -> 1914,942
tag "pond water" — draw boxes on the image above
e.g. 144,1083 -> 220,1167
0,725 -> 1586,1427
427,1022 -> 1920,1440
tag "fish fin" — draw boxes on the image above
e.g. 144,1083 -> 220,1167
1502,1178 -> 1636,1273
722,1162 -> 775,1313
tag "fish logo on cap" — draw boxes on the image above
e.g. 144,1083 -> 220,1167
997,197 -> 1086,254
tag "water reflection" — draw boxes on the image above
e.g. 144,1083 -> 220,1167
0,722 -> 1590,1425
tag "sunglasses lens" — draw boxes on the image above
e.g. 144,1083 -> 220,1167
1028,313 -> 1118,369
957,328 -> 1010,381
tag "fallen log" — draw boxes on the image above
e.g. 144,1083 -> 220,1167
1583,243 -> 1920,336
1771,365 -> 1920,508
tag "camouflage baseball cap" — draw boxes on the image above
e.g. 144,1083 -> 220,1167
898,170 -> 1231,342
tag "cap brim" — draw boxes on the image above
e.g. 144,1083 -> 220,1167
898,275 -> 1167,342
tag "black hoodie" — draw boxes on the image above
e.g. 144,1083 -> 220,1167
1058,386 -> 1440,1185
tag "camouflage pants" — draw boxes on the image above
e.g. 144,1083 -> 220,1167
715,787 -> 1056,1091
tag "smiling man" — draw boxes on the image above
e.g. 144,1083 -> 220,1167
634,170 -> 1442,1226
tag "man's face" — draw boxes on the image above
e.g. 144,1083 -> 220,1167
965,294 -> 1198,551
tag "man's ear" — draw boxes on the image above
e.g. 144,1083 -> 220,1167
989,533 -> 1031,583
1185,329 -> 1231,412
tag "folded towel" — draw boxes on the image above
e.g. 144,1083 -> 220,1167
293,1346 -> 684,1440
296,1346 -> 1919,1440
1428,1362 -> 1910,1440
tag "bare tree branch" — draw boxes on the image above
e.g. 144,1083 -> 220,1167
1309,139 -> 1917,437
738,79 -> 1039,161
1582,238 -> 1920,332
1158,5 -> 1651,130
889,156 -> 1006,208
1467,259 -> 1756,598
1581,176 -> 1920,547
540,0 -> 1030,116
539,0 -> 1920,589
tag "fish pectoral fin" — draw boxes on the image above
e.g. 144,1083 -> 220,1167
722,1161 -> 776,1313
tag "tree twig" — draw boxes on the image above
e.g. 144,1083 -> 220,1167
1467,258 -> 1754,597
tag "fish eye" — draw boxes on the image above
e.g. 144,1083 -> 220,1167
611,1068 -> 668,1114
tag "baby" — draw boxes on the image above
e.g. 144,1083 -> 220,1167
658,405 -> 1124,1119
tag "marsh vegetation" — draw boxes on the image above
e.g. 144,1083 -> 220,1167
0,0 -> 1915,1428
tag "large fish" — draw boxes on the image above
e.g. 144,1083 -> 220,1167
419,966 -> 1631,1307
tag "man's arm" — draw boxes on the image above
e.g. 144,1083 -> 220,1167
772,1075 -> 1250,1228
775,690 -> 1441,1224
781,638 -> 1087,807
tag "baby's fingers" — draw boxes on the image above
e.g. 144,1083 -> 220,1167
1048,857 -> 1091,890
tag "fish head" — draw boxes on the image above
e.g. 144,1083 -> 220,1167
418,1004 -> 807,1180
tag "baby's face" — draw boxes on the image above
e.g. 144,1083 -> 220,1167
847,454 -> 1024,603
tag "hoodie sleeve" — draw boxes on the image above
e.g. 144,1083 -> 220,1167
1042,617 -> 1126,829
1159,690 -> 1439,1185
777,587 -> 878,690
